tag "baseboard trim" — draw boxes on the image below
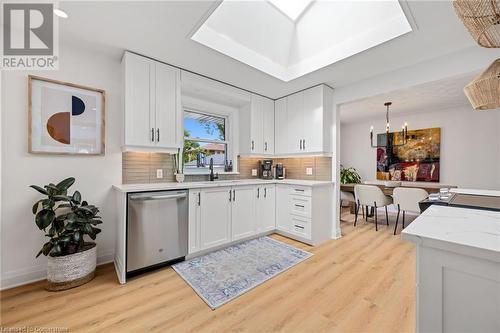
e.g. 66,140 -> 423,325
0,253 -> 115,291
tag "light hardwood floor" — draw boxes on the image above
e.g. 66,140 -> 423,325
1,209 -> 417,333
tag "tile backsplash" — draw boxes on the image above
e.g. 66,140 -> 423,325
122,153 -> 332,184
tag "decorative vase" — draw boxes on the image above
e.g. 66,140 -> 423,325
46,244 -> 97,291
176,173 -> 185,183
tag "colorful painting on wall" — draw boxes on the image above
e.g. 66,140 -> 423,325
376,127 -> 440,182
29,76 -> 105,155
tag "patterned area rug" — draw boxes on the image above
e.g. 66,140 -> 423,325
173,236 -> 313,309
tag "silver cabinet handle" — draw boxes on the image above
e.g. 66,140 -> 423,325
257,188 -> 260,198
294,188 -> 305,192
229,190 -> 232,202
294,224 -> 305,229
264,188 -> 267,198
299,139 -> 302,150
130,193 -> 187,201
251,140 -> 254,151
303,139 -> 305,150
295,204 -> 305,208
233,189 -> 236,201
157,128 -> 160,142
264,142 -> 268,151
151,128 -> 155,142
198,192 -> 201,206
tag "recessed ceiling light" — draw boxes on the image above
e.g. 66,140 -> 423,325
268,0 -> 313,21
53,8 -> 68,19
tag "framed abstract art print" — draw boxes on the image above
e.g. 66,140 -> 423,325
28,75 -> 105,155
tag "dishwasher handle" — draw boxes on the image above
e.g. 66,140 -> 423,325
129,192 -> 187,201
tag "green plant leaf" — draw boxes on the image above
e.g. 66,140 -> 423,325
41,199 -> 55,210
36,242 -> 53,258
56,177 -> 75,191
72,191 -> 81,204
30,185 -> 48,195
51,244 -> 62,256
81,201 -> 88,206
35,209 -> 55,230
52,195 -> 72,202
73,231 -> 81,242
32,200 -> 43,214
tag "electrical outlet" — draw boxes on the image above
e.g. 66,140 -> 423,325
156,169 -> 163,179
306,167 -> 313,175
251,169 -> 258,176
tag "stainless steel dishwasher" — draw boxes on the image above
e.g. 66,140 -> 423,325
126,190 -> 188,275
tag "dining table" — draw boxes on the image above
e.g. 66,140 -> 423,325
340,182 -> 457,215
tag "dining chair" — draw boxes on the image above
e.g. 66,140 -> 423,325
340,190 -> 362,221
354,184 -> 393,231
392,187 -> 429,235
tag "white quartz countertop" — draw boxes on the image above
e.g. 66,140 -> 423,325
113,179 -> 334,193
402,205 -> 500,262
450,188 -> 500,197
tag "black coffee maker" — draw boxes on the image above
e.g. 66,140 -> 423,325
259,160 -> 273,179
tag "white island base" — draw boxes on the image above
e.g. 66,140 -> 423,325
402,205 -> 500,333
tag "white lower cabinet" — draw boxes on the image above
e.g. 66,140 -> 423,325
188,190 -> 201,254
256,185 -> 276,232
231,186 -> 257,241
200,187 -> 232,250
188,182 -> 332,254
276,184 -> 333,245
188,184 -> 277,255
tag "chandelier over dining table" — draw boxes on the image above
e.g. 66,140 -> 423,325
370,102 -> 409,148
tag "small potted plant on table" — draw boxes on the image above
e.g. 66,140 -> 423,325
30,177 -> 102,291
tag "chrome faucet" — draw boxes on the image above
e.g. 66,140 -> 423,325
209,158 -> 219,181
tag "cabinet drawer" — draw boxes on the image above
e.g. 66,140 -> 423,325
289,186 -> 312,197
289,195 -> 312,218
290,216 -> 312,239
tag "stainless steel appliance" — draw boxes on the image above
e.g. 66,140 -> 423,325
127,190 -> 188,275
259,159 -> 273,179
275,163 -> 285,179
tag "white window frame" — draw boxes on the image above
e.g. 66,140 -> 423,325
183,108 -> 233,175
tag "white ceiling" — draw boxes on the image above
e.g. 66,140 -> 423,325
192,0 -> 411,81
58,0 -> 476,99
339,72 -> 477,124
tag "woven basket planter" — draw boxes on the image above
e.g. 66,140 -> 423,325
46,244 -> 97,291
464,58 -> 500,110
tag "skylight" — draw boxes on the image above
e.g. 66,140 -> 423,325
191,0 -> 412,81
268,0 -> 313,21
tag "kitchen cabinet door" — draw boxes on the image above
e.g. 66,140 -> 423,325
155,62 -> 182,149
124,52 -> 155,148
257,185 -> 276,232
200,187 -> 232,249
276,184 -> 291,232
262,97 -> 275,154
286,92 -> 304,154
188,190 -> 201,254
302,85 -> 323,153
274,97 -> 287,155
250,95 -> 264,154
231,186 -> 257,241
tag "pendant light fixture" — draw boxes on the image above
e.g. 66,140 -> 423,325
370,102 -> 408,148
453,0 -> 500,48
464,58 -> 500,110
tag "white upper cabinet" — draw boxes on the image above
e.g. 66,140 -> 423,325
240,94 -> 275,156
262,97 -> 275,154
274,98 -> 287,155
286,91 -> 304,154
274,85 -> 333,155
123,52 -> 182,152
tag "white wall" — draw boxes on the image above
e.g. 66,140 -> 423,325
340,106 -> 500,190
1,44 -> 122,289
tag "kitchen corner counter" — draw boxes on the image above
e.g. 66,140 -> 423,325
112,179 -> 334,193
402,205 -> 500,262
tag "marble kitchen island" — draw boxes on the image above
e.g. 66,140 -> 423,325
402,205 -> 500,333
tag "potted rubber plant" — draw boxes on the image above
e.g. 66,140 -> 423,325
30,177 -> 102,291
340,165 -> 362,184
